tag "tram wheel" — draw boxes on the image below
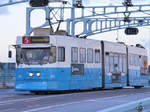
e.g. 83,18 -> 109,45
134,86 -> 143,89
30,91 -> 39,95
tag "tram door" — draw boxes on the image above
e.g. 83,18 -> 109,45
112,54 -> 121,83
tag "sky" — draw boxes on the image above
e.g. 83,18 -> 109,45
0,0 -> 150,63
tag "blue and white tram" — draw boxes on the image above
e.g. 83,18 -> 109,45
15,35 -> 102,91
14,35 -> 148,92
101,41 -> 127,89
127,45 -> 148,88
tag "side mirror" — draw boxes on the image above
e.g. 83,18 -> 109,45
8,51 -> 12,58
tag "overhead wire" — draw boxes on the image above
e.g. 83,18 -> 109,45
139,10 -> 150,16
67,1 -> 112,19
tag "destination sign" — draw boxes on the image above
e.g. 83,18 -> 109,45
23,36 -> 49,44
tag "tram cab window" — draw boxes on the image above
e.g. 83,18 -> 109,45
87,48 -> 93,63
95,49 -> 100,63
80,48 -> 86,63
58,47 -> 65,62
71,47 -> 78,63
18,47 -> 56,65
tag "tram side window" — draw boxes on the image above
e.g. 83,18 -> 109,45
128,55 -> 131,65
119,54 -> 122,72
139,56 -> 143,67
129,54 -> 134,65
114,54 -> 119,73
58,47 -> 65,62
143,56 -> 148,73
110,54 -> 114,73
87,48 -> 93,63
131,54 -> 135,65
79,48 -> 86,63
130,55 -> 133,65
95,49 -> 100,63
123,55 -> 126,73
105,53 -> 110,72
135,55 -> 139,66
71,47 -> 78,63
140,56 -> 148,75
140,56 -> 147,68
133,55 -> 137,66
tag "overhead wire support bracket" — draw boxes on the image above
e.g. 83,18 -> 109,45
26,3 -> 150,37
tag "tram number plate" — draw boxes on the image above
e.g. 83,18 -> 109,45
71,64 -> 84,75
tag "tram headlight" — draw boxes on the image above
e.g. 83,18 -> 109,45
122,73 -> 125,76
29,72 -> 34,77
107,72 -> 112,76
36,72 -> 40,77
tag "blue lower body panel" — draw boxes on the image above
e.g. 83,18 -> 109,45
104,73 -> 127,89
129,69 -> 148,87
15,67 -> 102,91
15,81 -> 69,91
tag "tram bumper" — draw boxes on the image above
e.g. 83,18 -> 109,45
15,80 -> 61,91
15,81 -> 49,91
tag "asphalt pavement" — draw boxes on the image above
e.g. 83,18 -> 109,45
0,87 -> 150,112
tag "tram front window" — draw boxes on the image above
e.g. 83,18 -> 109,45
16,47 -> 56,65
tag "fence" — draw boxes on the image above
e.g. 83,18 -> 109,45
0,63 -> 15,88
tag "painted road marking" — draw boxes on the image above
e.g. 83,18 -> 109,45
0,90 -> 150,106
22,92 -> 150,112
0,90 -> 126,105
22,95 -> 128,112
0,94 -> 74,105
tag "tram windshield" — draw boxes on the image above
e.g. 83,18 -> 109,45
16,47 -> 56,65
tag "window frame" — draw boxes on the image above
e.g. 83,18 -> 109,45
122,54 -> 126,73
109,53 -> 114,73
105,53 -> 110,72
95,49 -> 101,63
71,47 -> 78,63
119,54 -> 123,73
79,48 -> 86,63
87,48 -> 93,63
57,47 -> 65,62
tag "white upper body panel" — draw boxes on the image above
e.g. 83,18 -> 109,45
127,45 -> 147,56
127,45 -> 147,70
16,35 -> 101,68
103,41 -> 126,54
